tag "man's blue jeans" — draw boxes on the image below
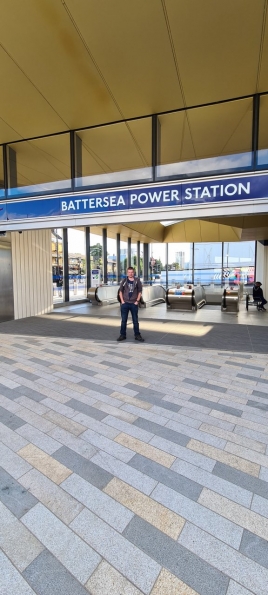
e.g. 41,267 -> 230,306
120,302 -> 140,337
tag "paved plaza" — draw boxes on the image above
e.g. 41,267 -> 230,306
1,309 -> 268,594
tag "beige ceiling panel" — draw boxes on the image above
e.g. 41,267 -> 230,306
88,223 -> 163,243
164,219 -> 241,242
122,222 -> 164,242
205,214 -> 268,229
11,134 -> 71,187
0,47 -> 66,142
257,10 -> 268,92
187,99 -> 252,159
79,118 -> 152,179
241,228 -> 268,241
65,0 -> 184,117
166,0 -> 265,105
0,0 -> 121,138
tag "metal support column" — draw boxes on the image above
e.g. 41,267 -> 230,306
252,94 -> 260,170
70,131 -> 82,192
137,241 -> 141,277
102,228 -> 107,284
63,228 -> 69,302
152,114 -> 161,182
165,243 -> 169,289
143,243 -> 149,283
116,233 -> 120,283
127,237 -> 131,269
85,227 -> 91,292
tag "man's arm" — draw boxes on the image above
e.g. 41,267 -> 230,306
119,290 -> 124,304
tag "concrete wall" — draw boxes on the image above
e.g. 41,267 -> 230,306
11,229 -> 53,320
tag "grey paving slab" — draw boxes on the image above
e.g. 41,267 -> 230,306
91,450 -> 158,495
150,435 -> 216,472
171,459 -> 253,507
128,454 -> 202,500
124,383 -> 163,397
184,377 -> 228,393
103,415 -> 155,442
0,467 -> 38,518
151,482 -> 243,548
11,343 -> 30,350
239,529 -> 268,570
62,473 -> 134,531
13,369 -> 40,381
0,441 -> 32,479
29,357 -> 53,367
237,373 -> 268,384
78,379 -> 113,395
52,445 -> 113,488
247,399 -> 268,411
252,389 -> 268,399
22,503 -> 101,583
23,549 -> 90,595
183,377 -> 209,387
51,340 -> 70,347
70,508 -> 161,594
42,348 -> 62,355
99,359 -> 130,370
133,417 -> 189,446
0,355 -> 17,364
213,461 -> 268,500
82,428 -> 135,463
0,549 -> 37,595
186,359 -> 221,369
179,521 -> 268,595
123,515 -> 229,595
227,581 -> 254,595
251,494 -> 268,518
64,398 -> 107,420
15,386 -> 47,402
0,404 -> 26,430
68,364 -> 97,376
148,357 -> 179,367
189,396 -> 243,417
16,424 -> 61,455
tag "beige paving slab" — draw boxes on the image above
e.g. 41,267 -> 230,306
85,559 -> 143,595
104,477 -> 184,540
115,433 -> 176,468
43,410 -> 87,435
224,441 -> 268,469
199,423 -> 266,454
151,568 -> 199,595
199,488 -> 268,541
19,468 -> 83,524
110,391 -> 152,410
18,444 -> 72,484
187,439 -> 260,477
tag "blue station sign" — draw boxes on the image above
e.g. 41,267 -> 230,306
0,172 -> 268,222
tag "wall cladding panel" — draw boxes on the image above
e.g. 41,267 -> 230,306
11,229 -> 53,320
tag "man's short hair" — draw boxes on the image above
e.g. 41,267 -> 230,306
127,266 -> 135,271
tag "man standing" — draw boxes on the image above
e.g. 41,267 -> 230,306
117,267 -> 144,342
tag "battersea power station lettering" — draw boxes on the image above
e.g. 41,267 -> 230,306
183,181 -> 250,201
2,172 -> 266,224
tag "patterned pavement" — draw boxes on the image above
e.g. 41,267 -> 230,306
1,324 -> 268,594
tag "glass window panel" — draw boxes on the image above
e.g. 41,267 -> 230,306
107,237 -> 117,284
52,228 -> 64,304
68,229 -> 86,301
223,241 -> 255,286
90,233 -> 103,284
167,243 -> 193,286
150,243 -> 166,285
7,134 -> 71,197
75,118 -> 152,188
194,243 -> 222,285
257,95 -> 268,168
158,99 -> 252,179
120,240 -> 127,279
131,242 -> 137,270
0,146 -> 4,198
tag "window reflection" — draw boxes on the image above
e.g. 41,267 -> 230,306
257,95 -> 268,168
68,228 -> 86,301
223,241 -> 255,286
52,229 -> 63,304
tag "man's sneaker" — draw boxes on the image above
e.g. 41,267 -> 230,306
135,334 -> 144,342
262,307 -> 267,311
117,335 -> 126,341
